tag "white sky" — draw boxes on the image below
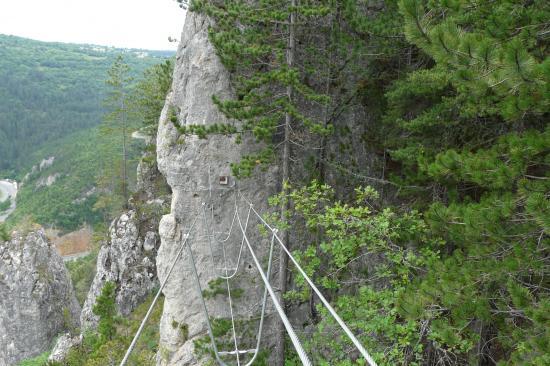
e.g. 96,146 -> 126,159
0,0 -> 186,50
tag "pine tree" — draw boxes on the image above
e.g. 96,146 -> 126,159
93,281 -> 117,342
100,55 -> 133,210
130,59 -> 174,137
376,1 -> 550,363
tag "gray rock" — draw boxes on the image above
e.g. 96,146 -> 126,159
155,11 -> 278,365
137,156 -> 166,201
39,156 -> 55,171
144,231 -> 158,252
80,210 -> 159,329
80,132 -> 169,332
48,333 -> 82,363
35,173 -> 61,188
72,187 -> 97,204
0,229 -> 80,366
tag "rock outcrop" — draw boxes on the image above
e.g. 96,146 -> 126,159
48,333 -> 82,363
0,229 -> 80,366
155,11 -> 277,365
0,179 -> 17,222
80,210 -> 160,328
36,173 -> 61,188
81,149 -> 170,329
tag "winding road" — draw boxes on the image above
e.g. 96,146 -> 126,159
0,180 -> 17,222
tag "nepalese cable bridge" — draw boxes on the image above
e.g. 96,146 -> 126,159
120,168 -> 378,366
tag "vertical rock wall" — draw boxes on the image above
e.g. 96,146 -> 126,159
156,12 -> 278,365
0,230 -> 80,366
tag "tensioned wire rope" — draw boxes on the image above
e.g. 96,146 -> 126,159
188,201 -> 285,366
148,166 -> 276,364
201,164 -> 315,364
186,187 -> 376,366
120,167 -> 378,366
203,165 -> 250,280
119,170 -> 291,365
198,190 -> 273,365
119,212 -> 200,366
237,190 -> 378,366
200,166 -> 293,364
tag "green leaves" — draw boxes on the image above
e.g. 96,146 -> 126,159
185,1 -> 550,364
0,224 -> 9,241
398,0 -> 550,121
425,126 -> 550,190
279,181 -> 441,364
131,59 -> 174,135
93,281 -> 117,343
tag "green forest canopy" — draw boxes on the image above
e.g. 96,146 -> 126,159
0,34 -> 172,173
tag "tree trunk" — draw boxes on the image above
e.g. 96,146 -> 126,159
275,0 -> 296,364
121,97 -> 128,208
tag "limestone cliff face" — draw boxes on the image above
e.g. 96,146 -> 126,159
80,210 -> 160,329
155,11 -> 277,365
0,229 -> 80,366
81,158 -> 169,329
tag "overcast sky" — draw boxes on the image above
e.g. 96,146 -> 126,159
0,0 -> 185,50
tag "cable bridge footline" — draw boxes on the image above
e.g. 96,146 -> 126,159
120,173 -> 377,366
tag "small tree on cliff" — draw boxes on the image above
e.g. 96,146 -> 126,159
130,59 -> 173,138
98,55 -> 132,212
93,281 -> 117,342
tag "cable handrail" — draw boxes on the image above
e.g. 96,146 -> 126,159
234,201 -> 312,366
119,213 -> 200,366
238,190 -> 378,366
186,201 -> 277,366
202,200 -> 251,280
120,184 -> 378,366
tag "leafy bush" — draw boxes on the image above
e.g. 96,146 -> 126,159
0,224 -> 9,241
50,292 -> 163,365
0,197 -> 11,213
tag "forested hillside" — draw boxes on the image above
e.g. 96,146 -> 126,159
0,34 -> 171,173
4,127 -> 142,231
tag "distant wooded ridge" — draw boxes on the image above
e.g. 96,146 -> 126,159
0,34 -> 174,174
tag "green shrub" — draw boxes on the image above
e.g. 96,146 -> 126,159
92,282 -> 117,343
17,351 -> 49,366
0,197 -> 11,213
0,224 -> 9,241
